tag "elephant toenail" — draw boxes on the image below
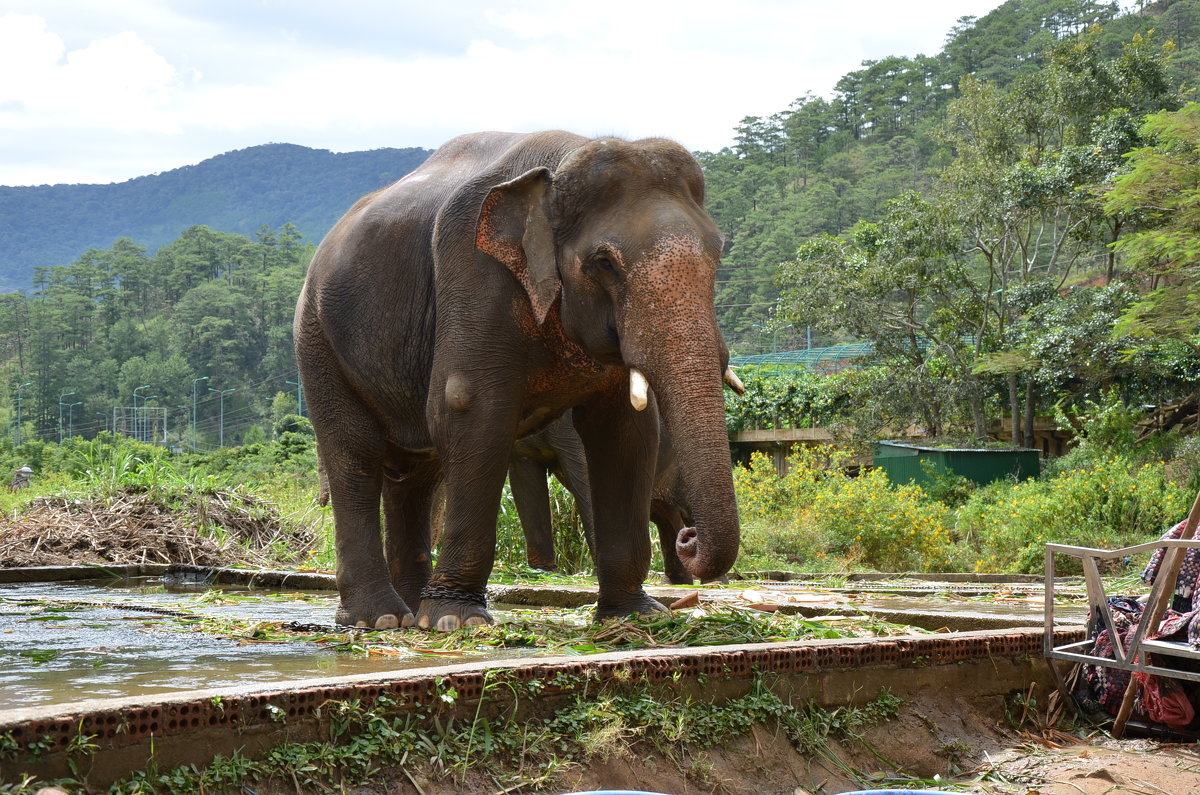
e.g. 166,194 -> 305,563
401,613 -> 416,628
355,620 -> 368,628
375,614 -> 399,630
464,616 -> 487,627
436,615 -> 460,631
417,615 -> 431,630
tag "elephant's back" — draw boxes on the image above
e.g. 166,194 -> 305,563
295,130 -> 590,443
295,138 -> 538,440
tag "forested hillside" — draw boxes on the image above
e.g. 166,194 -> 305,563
708,0 -> 1200,355
0,224 -> 311,448
0,144 -> 430,289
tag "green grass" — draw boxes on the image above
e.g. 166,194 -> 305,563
3,427 -> 1197,580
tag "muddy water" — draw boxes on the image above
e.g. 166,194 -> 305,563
0,579 -> 541,711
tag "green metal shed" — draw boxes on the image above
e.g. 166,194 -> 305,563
872,440 -> 1040,488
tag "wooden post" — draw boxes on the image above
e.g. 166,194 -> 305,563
1112,488 -> 1200,738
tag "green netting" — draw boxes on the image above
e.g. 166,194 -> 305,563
729,342 -> 874,372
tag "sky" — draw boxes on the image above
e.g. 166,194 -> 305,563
0,1 -> 1009,187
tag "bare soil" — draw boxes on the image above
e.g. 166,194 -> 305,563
0,488 -> 314,569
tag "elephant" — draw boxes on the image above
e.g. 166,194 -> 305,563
294,131 -> 742,631
511,408 -> 739,585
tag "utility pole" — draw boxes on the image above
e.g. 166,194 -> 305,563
191,376 -> 209,451
15,382 -> 31,445
57,390 -> 75,444
209,387 -> 236,447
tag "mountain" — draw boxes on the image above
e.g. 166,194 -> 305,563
0,143 -> 431,290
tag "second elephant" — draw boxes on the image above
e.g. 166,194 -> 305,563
510,411 -> 700,585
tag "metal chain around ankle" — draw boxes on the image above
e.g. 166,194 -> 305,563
419,585 -> 487,606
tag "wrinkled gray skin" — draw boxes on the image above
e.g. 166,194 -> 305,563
294,131 -> 740,631
512,411 -> 700,585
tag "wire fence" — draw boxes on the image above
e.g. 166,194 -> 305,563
730,342 -> 874,373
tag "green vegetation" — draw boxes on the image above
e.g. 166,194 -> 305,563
7,396 -> 1188,578
731,412 -> 1194,575
176,601 -> 916,656
0,223 -> 313,450
0,0 -> 1199,578
0,678 -> 905,795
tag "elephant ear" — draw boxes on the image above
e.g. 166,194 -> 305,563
476,167 -> 559,325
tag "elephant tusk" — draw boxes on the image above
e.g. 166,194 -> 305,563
724,367 -> 745,396
629,368 -> 649,411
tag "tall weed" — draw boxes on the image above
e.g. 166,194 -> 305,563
495,477 -> 592,574
957,456 -> 1187,573
735,446 -> 951,572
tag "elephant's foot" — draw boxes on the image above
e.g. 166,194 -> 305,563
594,589 -> 667,621
335,588 -> 415,629
415,585 -> 492,631
660,571 -> 694,586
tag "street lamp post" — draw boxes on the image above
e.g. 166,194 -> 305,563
209,387 -> 236,447
191,376 -> 209,451
67,401 -> 82,439
15,382 -> 31,445
57,390 -> 75,444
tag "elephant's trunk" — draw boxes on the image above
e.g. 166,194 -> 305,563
635,330 -> 740,583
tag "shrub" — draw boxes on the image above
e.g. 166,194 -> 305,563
734,446 -> 952,572
801,468 -> 952,572
957,455 -> 1188,573
725,368 -> 866,433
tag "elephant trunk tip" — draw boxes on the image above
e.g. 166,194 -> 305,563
675,525 -> 736,582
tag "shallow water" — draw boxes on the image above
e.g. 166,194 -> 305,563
0,578 -> 541,711
0,575 -> 1088,712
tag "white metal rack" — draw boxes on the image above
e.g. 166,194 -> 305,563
1045,539 -> 1200,685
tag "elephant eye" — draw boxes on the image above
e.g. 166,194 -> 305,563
589,247 -> 619,275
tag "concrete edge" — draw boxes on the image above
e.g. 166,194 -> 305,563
0,563 -> 1077,588
0,564 -> 171,583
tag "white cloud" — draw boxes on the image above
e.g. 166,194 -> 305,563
0,14 -> 65,101
0,14 -> 179,134
0,1 -> 1010,185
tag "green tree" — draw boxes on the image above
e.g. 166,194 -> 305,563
778,26 -> 1179,441
1104,102 -> 1200,350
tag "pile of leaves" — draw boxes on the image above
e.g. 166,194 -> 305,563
0,487 -> 314,568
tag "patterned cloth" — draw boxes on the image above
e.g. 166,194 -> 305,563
1142,520 -> 1200,614
1087,596 -> 1142,713
1083,522 -> 1200,724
